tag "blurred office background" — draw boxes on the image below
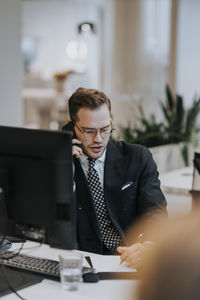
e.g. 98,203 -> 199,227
0,0 -> 200,172
1,0 -> 200,217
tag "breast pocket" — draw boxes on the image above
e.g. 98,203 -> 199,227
120,182 -> 137,228
121,181 -> 137,209
121,181 -> 136,194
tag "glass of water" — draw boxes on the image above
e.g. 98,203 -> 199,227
59,251 -> 83,291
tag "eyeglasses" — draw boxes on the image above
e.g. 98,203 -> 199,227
75,123 -> 112,139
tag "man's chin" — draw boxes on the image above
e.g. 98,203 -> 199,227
84,147 -> 105,159
88,151 -> 104,159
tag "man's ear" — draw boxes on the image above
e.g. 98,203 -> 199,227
110,117 -> 115,130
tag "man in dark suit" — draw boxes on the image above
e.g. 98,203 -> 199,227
62,87 -> 167,268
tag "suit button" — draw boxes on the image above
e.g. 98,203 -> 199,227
78,206 -> 82,211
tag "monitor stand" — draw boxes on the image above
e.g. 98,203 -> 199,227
0,186 -> 10,250
0,187 -> 26,249
0,186 -> 7,221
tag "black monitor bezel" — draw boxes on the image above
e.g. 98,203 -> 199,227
0,126 -> 76,250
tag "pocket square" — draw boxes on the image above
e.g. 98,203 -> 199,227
121,181 -> 134,191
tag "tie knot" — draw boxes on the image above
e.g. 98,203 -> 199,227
88,157 -> 96,168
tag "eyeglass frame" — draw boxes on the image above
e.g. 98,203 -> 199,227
74,122 -> 113,139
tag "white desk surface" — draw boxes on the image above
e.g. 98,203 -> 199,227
2,242 -> 138,300
5,167 -> 194,299
160,166 -> 193,194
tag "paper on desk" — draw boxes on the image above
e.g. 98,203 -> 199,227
88,254 -> 137,272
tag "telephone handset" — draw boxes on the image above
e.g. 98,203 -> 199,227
64,121 -> 77,139
62,122 -> 82,149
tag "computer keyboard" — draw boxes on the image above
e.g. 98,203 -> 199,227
0,250 -> 93,281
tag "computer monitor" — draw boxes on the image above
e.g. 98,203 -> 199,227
0,125 -> 76,250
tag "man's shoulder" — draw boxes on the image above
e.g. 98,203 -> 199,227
109,140 -> 150,156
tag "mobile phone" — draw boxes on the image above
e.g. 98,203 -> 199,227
62,122 -> 82,149
62,121 -> 77,138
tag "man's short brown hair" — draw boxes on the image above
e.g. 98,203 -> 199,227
68,87 -> 111,123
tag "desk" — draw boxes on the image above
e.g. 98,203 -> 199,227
2,242 -> 138,300
160,166 -> 193,217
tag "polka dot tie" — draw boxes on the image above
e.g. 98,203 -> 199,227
87,158 -> 121,253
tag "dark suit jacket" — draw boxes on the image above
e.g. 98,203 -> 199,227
73,140 -> 167,254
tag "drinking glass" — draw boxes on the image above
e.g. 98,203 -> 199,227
59,251 -> 83,291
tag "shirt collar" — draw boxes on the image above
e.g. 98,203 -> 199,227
79,148 -> 107,165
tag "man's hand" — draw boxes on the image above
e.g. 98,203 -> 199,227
72,139 -> 83,158
117,243 -> 154,269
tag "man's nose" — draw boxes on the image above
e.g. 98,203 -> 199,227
93,131 -> 102,142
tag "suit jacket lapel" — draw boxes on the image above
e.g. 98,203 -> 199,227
104,141 -> 128,230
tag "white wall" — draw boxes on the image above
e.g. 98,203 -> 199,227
176,0 -> 200,106
22,0 -> 102,91
0,0 -> 23,126
102,0 -> 171,120
22,0 -> 171,115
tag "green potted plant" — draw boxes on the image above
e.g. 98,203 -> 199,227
118,85 -> 200,167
